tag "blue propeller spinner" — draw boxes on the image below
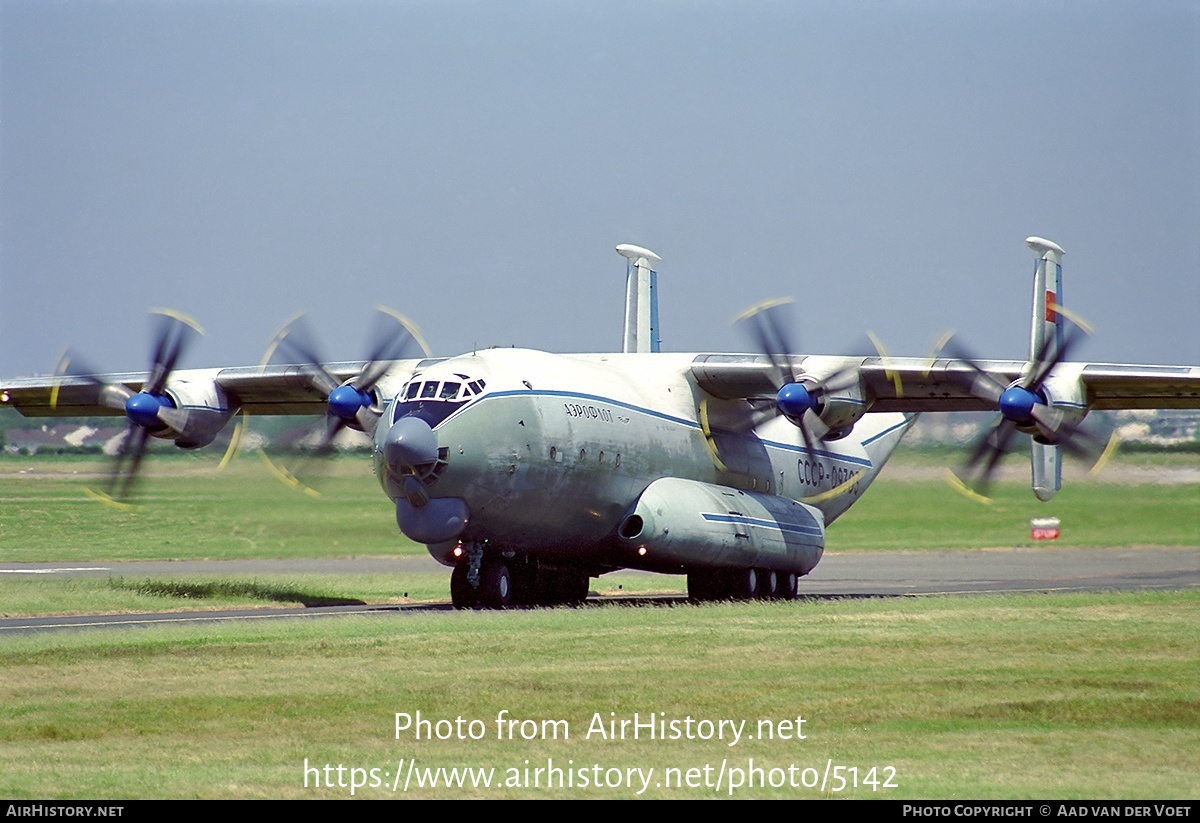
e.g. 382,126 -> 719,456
775,381 -> 818,424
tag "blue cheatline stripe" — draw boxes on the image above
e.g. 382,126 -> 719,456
485,388 -> 697,427
468,388 -> 876,469
701,512 -> 823,538
861,416 -> 915,447
756,434 -> 872,467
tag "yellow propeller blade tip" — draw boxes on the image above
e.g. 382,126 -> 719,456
867,330 -> 903,398
218,412 -> 246,470
801,471 -> 863,504
1088,432 -> 1120,477
697,399 -> 728,472
1048,302 -> 1095,336
731,297 -> 794,324
256,449 -> 322,498
943,469 -> 992,505
149,307 -> 205,335
377,305 -> 433,357
84,488 -> 135,510
259,312 -> 307,370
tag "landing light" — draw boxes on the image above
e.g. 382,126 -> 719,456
452,543 -> 464,558
637,546 -> 647,556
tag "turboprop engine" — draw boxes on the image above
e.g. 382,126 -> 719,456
941,238 -> 1114,501
142,370 -> 236,449
775,356 -> 869,439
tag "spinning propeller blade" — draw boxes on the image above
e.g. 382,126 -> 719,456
940,313 -> 1114,501
261,306 -> 430,493
55,309 -> 203,505
716,299 -> 892,500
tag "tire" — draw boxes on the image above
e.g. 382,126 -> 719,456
777,571 -> 798,601
561,573 -> 590,606
450,564 -> 477,609
480,561 -> 512,609
757,568 -> 779,600
687,570 -> 725,602
729,567 -> 758,601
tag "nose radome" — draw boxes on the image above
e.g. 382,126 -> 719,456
385,416 -> 438,470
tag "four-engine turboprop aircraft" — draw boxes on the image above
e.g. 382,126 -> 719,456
2,237 -> 1198,608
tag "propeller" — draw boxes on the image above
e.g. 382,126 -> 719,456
259,306 -> 430,493
53,309 -> 203,506
715,299 -> 887,501
735,298 -> 878,434
939,317 -> 1117,501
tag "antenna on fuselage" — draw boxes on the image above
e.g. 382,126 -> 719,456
616,244 -> 662,353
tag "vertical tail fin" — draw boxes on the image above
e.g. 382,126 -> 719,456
616,244 -> 662,353
1025,236 -> 1065,501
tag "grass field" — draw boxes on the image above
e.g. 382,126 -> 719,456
3,449 -> 1197,563
0,449 -> 1196,799
1,593 -> 1196,799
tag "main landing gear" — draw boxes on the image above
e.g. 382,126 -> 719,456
450,549 -> 590,610
686,567 -> 799,602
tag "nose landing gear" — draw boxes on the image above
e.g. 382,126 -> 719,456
449,546 -> 590,610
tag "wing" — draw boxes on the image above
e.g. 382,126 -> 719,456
863,359 -> 1200,413
0,360 -> 428,418
690,354 -> 1200,412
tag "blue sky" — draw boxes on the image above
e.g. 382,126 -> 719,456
2,1 -> 1196,377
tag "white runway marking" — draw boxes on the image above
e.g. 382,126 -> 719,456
0,567 -> 110,574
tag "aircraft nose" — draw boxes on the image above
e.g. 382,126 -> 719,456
384,416 -> 438,471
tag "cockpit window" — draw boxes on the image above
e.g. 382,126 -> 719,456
392,375 -> 487,429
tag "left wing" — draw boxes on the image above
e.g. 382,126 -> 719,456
691,354 -> 1200,413
691,352 -> 1200,501
862,358 -> 1200,413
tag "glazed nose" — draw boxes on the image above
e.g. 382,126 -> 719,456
384,416 -> 438,471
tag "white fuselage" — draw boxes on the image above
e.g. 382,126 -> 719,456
373,348 -> 913,576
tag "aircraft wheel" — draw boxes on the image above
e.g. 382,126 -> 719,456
526,566 -> 565,607
508,563 -> 538,607
687,570 -> 725,602
757,568 -> 779,600
450,564 -> 477,609
480,561 -> 512,609
730,567 -> 758,601
777,571 -> 798,601
561,573 -> 590,606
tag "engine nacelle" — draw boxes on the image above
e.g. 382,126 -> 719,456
1028,366 -> 1089,442
782,357 -> 870,438
617,477 -> 825,575
159,370 -> 236,449
811,388 -> 867,438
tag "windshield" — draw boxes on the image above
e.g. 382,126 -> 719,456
391,374 -> 487,428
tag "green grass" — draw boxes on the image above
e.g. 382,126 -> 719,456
0,592 -> 1196,799
1,449 -> 1195,799
833,478 -> 1200,550
2,450 -> 1196,562
0,570 -> 677,617
0,453 -> 423,561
